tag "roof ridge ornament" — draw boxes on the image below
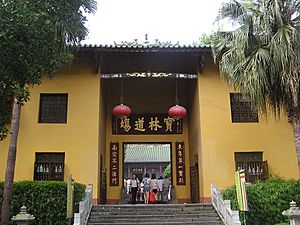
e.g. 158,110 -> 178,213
100,72 -> 197,79
112,34 -> 181,48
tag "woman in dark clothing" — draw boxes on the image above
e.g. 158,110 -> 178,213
150,173 -> 159,202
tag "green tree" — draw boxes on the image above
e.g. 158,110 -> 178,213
212,0 -> 300,172
0,1 -> 96,224
0,83 -> 13,141
163,164 -> 171,178
199,32 -> 218,45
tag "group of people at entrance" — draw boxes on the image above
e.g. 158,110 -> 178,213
126,173 -> 171,204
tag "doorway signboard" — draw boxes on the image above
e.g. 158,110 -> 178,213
110,143 -> 119,186
176,142 -> 186,185
112,114 -> 183,135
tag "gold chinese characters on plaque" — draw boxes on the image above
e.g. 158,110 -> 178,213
112,114 -> 183,135
176,142 -> 186,185
110,143 -> 119,186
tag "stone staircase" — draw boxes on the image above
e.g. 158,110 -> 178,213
87,203 -> 224,225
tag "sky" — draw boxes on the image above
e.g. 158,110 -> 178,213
83,0 -> 228,45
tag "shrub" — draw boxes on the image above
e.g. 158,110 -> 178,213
0,180 -> 85,225
222,178 -> 300,225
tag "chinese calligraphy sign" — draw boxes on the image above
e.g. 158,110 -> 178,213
110,143 -> 119,186
176,142 -> 186,185
112,114 -> 183,135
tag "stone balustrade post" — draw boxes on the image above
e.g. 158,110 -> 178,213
282,201 -> 300,225
11,206 -> 35,225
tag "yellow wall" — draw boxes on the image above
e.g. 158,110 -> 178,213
0,58 -> 100,199
198,59 -> 299,198
187,79 -> 204,200
98,76 -> 107,202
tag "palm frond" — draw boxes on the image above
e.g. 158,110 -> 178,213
212,0 -> 300,118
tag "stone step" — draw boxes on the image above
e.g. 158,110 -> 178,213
87,204 -> 223,225
90,209 -> 216,214
92,203 -> 212,209
91,205 -> 214,212
87,221 -> 223,225
89,218 -> 221,224
88,214 -> 221,221
90,211 -> 217,217
89,211 -> 218,217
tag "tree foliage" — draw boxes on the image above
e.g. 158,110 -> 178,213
0,1 -> 96,224
212,0 -> 300,117
163,164 -> 171,178
199,32 -> 218,46
0,84 -> 12,141
0,0 -> 97,140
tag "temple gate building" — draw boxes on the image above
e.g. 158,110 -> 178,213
0,40 -> 298,204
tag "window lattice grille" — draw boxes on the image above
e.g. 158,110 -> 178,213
39,94 -> 68,123
235,152 -> 268,183
34,153 -> 65,181
230,93 -> 258,123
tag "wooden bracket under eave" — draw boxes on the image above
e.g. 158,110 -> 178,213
197,55 -> 204,73
94,55 -> 102,74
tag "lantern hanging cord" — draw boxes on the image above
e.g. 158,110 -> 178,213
120,78 -> 124,104
175,78 -> 179,105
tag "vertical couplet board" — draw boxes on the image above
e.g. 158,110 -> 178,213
110,143 -> 119,186
175,142 -> 186,185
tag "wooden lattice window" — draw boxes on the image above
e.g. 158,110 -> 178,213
235,152 -> 263,162
235,152 -> 268,183
230,93 -> 258,123
39,94 -> 68,123
34,153 -> 65,181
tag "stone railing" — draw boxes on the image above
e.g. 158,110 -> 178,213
211,184 -> 241,225
73,184 -> 93,225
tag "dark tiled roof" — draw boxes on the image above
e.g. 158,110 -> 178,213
124,144 -> 171,163
79,39 -> 211,53
80,43 -> 210,49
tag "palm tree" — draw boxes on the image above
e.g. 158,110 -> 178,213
212,0 -> 300,172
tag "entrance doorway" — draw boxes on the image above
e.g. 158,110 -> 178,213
123,143 -> 172,181
123,143 -> 172,203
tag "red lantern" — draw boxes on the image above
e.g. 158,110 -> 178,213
168,78 -> 186,119
112,104 -> 132,118
168,104 -> 187,119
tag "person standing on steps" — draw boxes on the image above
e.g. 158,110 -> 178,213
157,176 -> 163,202
126,177 -> 131,194
130,174 -> 139,204
142,173 -> 150,204
162,175 -> 171,204
150,173 -> 159,202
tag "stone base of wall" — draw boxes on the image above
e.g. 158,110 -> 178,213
200,197 -> 211,203
177,198 -> 191,203
106,199 -> 120,204
92,198 -> 98,205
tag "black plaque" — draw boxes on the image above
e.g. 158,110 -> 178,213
112,114 -> 183,135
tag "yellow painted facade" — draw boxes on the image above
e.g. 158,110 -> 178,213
198,59 -> 299,199
0,48 -> 298,203
0,57 -> 101,198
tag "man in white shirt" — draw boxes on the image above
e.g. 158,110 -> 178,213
130,174 -> 139,204
126,178 -> 131,194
